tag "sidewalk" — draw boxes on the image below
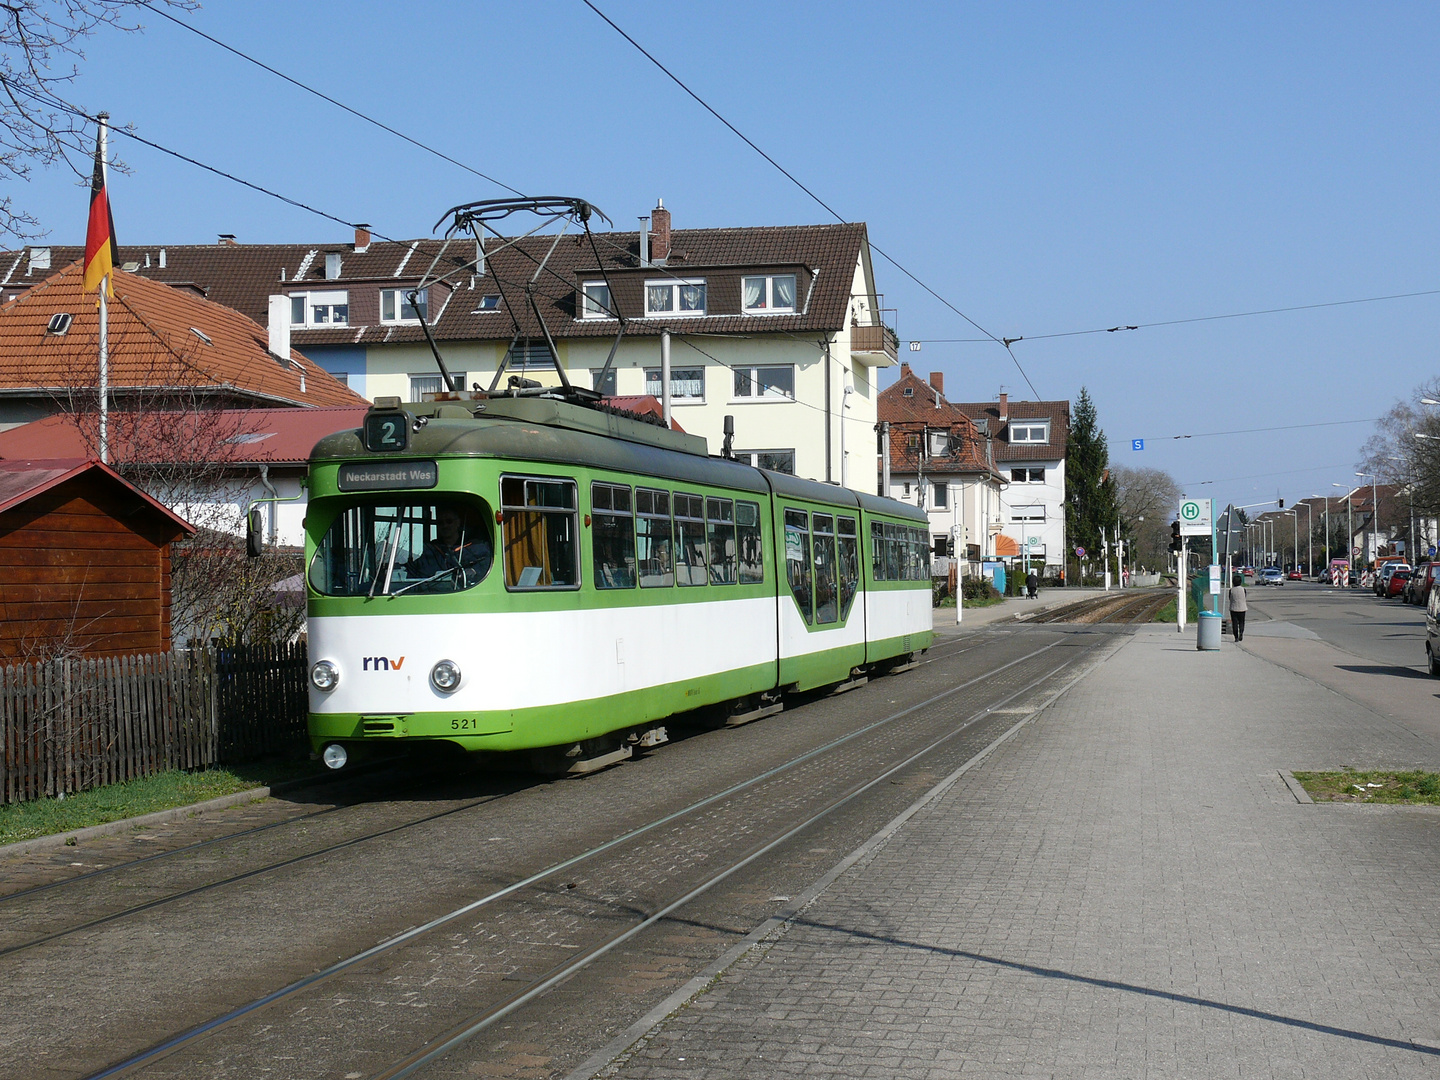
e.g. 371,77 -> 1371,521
594,626 -> 1440,1078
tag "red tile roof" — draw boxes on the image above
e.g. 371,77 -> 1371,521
948,388 -> 1071,463
0,406 -> 371,466
0,457 -> 193,532
0,259 -> 366,408
878,367 -> 1001,478
2,221 -> 870,349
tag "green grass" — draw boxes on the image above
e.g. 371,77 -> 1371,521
1291,769 -> 1440,805
1151,592 -> 1200,623
0,757 -> 324,846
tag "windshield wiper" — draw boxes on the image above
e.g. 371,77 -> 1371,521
390,567 -> 457,598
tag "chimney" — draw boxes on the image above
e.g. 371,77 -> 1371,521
267,295 -> 291,361
929,371 -> 944,395
998,392 -> 1008,421
158,248 -> 167,268
354,225 -> 371,253
900,362 -> 912,378
649,198 -> 671,264
324,252 -> 342,279
638,215 -> 651,268
218,234 -> 237,245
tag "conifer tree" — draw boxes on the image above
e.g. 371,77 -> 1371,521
1065,388 -> 1119,574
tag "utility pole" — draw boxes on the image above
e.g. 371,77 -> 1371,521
879,421 -> 890,497
1177,536 -> 1188,633
1102,526 -> 1111,591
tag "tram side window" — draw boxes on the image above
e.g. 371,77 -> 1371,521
592,482 -> 636,589
838,516 -> 859,619
784,508 -> 813,623
884,523 -> 903,581
812,513 -> 839,624
736,500 -> 764,584
501,476 -> 579,589
707,497 -> 737,584
636,488 -> 674,588
674,493 -> 708,586
870,520 -> 885,580
916,527 -> 932,579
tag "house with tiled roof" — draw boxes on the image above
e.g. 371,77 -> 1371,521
0,258 -> 364,431
1,199 -> 896,489
878,366 -> 1007,574
944,391 -> 1071,577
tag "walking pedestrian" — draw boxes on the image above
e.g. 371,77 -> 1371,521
1229,574 -> 1247,642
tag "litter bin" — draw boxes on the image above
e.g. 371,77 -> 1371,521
1197,610 -> 1222,651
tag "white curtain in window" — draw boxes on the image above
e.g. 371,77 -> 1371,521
773,275 -> 796,309
648,285 -> 672,312
679,284 -> 705,311
743,277 -> 764,309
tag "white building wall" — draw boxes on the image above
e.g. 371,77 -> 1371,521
995,457 -> 1066,571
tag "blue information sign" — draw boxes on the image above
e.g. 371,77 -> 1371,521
1132,439 -> 1144,451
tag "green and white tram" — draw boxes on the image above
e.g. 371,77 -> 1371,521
304,394 -> 933,772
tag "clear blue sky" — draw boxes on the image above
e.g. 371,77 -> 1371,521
14,1 -> 1438,512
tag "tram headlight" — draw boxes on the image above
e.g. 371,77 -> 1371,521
310,660 -> 340,692
322,743 -> 348,770
430,659 -> 462,693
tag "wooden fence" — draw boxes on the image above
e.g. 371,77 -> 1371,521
0,642 -> 308,805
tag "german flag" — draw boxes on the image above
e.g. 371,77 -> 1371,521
83,125 -> 117,296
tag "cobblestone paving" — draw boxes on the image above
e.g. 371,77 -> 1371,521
602,627 -> 1440,1079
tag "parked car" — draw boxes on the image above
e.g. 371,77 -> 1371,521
1426,583 -> 1440,675
1386,568 -> 1411,598
1375,562 -> 1410,596
1406,564 -> 1436,604
1259,567 -> 1285,586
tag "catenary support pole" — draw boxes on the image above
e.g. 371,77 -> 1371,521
660,328 -> 671,427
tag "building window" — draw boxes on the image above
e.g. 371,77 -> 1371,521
580,281 -> 614,319
1012,504 -> 1046,522
731,450 -> 796,474
732,364 -> 795,400
933,483 -> 947,508
1011,467 -> 1045,483
1009,421 -> 1049,444
508,343 -> 555,371
644,366 -> 705,401
741,274 -> 797,314
473,294 -> 501,312
590,367 -> 617,396
290,290 -> 349,328
645,279 -> 706,317
381,287 -> 428,324
410,373 -> 465,401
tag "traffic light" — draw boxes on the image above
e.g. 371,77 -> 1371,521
1169,520 -> 1182,552
1278,498 -> 1284,509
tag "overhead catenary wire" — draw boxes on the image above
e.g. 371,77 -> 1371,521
578,0 -> 1043,401
1138,417 -> 1382,442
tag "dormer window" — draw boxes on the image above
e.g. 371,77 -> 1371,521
290,290 -> 349,328
580,281 -> 614,319
381,287 -> 427,324
1009,420 -> 1049,444
741,274 -> 797,314
645,279 -> 705,317
902,387 -> 914,397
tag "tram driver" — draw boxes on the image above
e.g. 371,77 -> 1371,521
407,502 -> 493,589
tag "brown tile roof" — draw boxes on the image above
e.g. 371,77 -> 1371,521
1,221 -> 869,349
0,260 -> 365,408
949,389 -> 1071,463
877,366 -> 1000,478
0,406 -> 371,466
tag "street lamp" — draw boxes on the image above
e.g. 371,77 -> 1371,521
1280,508 -> 1298,573
1299,499 -> 1315,575
1333,483 -> 1355,585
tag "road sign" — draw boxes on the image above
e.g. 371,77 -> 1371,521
908,341 -> 921,351
1132,439 -> 1144,451
1075,546 -> 1086,558
1431,545 -> 1437,559
1027,536 -> 1041,547
1178,498 -> 1213,536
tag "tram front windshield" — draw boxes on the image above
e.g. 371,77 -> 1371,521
308,498 -> 494,597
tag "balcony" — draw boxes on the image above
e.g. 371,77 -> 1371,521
849,322 -> 898,367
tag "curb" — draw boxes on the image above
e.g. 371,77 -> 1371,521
566,632 -> 1128,1080
0,785 -> 277,858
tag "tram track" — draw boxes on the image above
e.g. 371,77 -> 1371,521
55,630 -> 1107,1080
0,623 -> 1092,965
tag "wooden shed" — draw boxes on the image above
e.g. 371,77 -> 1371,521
0,459 -> 193,661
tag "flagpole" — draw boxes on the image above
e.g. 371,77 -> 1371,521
96,112 -> 110,465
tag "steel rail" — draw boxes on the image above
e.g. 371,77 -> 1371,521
81,638 -> 1065,1080
372,651 -> 1091,1078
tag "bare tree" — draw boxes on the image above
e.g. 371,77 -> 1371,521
1,0 -> 195,241
1359,376 -> 1440,519
1112,464 -> 1181,571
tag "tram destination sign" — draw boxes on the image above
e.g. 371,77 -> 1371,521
337,461 -> 439,492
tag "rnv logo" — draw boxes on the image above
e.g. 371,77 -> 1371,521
362,656 -> 406,671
